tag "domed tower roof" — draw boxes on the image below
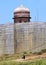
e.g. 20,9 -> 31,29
13,5 -> 31,23
14,5 -> 30,13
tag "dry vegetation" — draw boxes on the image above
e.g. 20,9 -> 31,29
0,50 -> 46,65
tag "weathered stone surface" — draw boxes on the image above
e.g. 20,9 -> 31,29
0,22 -> 46,54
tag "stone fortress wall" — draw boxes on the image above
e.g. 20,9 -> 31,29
0,22 -> 46,54
0,23 -> 14,55
14,22 -> 46,53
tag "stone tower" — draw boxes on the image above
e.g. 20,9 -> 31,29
13,5 -> 31,23
13,5 -> 31,53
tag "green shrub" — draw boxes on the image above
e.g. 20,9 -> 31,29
37,52 -> 42,55
33,51 -> 42,55
41,49 -> 46,53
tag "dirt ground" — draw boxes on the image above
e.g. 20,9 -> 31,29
14,53 -> 46,62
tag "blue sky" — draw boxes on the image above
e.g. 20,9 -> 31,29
0,0 -> 46,24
